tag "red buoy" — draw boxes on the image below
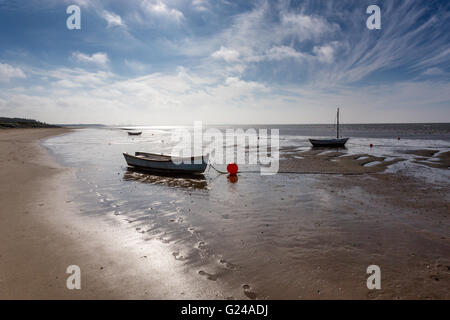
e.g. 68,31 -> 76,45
227,163 -> 238,175
370,144 -> 373,148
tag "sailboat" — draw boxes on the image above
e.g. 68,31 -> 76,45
309,108 -> 349,147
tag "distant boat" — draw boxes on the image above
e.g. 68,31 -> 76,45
309,108 -> 349,147
123,152 -> 208,174
128,131 -> 142,136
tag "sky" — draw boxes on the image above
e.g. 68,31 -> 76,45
0,0 -> 449,125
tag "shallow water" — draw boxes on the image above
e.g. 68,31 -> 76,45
43,124 -> 450,299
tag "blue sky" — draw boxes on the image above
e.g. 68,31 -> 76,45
0,0 -> 449,124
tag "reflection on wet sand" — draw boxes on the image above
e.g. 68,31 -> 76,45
43,127 -> 450,299
123,168 -> 208,190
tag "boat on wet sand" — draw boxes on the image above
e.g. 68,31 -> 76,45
123,152 -> 208,174
309,108 -> 349,148
128,131 -> 142,136
309,137 -> 349,147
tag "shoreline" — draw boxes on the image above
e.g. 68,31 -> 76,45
1,128 -> 448,299
0,128 -> 230,299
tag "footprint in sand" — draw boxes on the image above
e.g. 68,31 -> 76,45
172,252 -> 186,261
159,237 -> 170,244
219,259 -> 236,270
197,241 -> 207,250
198,270 -> 218,281
242,284 -> 257,300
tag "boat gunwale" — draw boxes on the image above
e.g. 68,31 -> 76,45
123,152 -> 208,164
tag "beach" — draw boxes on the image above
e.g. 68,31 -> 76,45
0,127 -> 449,299
0,128 -> 229,299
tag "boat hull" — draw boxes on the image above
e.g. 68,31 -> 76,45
309,138 -> 349,148
123,152 -> 208,174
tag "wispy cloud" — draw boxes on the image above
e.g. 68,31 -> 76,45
71,52 -> 110,68
192,0 -> 209,12
263,46 -> 305,61
141,0 -> 184,22
0,63 -> 26,82
101,10 -> 126,28
422,67 -> 448,76
313,43 -> 338,64
0,0 -> 449,124
211,46 -> 240,62
1,67 -> 449,124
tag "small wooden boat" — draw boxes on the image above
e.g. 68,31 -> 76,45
309,108 -> 349,148
128,131 -> 142,136
123,152 -> 208,174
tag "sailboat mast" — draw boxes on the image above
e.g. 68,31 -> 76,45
337,108 -> 339,139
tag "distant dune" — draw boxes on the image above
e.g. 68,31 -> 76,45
0,117 -> 59,129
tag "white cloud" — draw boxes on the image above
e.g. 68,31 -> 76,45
280,13 -> 340,42
192,0 -> 209,12
313,45 -> 335,64
102,10 -> 125,28
265,46 -> 304,61
0,63 -> 26,82
1,64 -> 449,124
192,1 -> 341,75
211,46 -> 240,62
71,52 -> 110,68
46,67 -> 115,88
142,0 -> 184,21
1,1 -> 449,124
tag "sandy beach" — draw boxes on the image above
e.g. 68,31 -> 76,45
0,128 -> 229,299
0,128 -> 449,299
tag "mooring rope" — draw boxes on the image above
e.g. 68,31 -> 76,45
208,163 -> 363,175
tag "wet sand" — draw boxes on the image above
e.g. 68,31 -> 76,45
409,150 -> 450,169
279,148 -> 404,174
1,128 -> 449,299
0,129 -> 229,299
